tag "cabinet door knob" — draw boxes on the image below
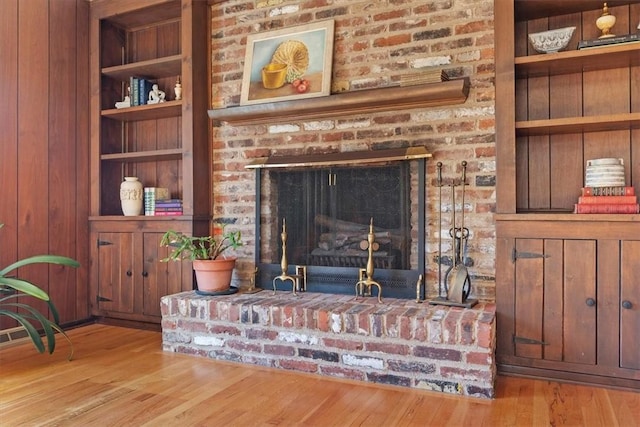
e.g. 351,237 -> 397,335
622,300 -> 633,309
585,298 -> 596,307
142,271 -> 149,277
126,270 -> 132,277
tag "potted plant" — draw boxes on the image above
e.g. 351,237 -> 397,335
0,224 -> 80,358
160,223 -> 243,293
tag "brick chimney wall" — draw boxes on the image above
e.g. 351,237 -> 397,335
208,0 -> 497,301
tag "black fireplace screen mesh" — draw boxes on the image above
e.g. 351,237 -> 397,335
264,163 -> 411,270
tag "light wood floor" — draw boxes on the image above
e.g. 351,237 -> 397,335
0,324 -> 638,426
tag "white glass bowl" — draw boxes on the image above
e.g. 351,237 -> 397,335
528,26 -> 576,53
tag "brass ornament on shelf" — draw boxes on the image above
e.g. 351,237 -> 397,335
596,3 -> 616,39
354,218 -> 383,303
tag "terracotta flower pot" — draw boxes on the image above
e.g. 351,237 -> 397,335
193,258 -> 236,292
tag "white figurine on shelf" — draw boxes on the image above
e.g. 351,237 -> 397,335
174,76 -> 182,101
115,86 -> 131,109
148,84 -> 166,104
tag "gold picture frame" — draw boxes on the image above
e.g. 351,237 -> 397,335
240,20 -> 335,106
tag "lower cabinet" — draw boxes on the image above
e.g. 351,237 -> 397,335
90,221 -> 193,325
496,231 -> 640,389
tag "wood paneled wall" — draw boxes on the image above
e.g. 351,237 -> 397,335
0,0 -> 90,328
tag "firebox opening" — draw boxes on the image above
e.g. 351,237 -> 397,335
269,164 -> 410,270
250,148 -> 429,299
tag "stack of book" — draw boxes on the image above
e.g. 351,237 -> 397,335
144,187 -> 170,216
400,69 -> 449,86
154,199 -> 183,216
129,76 -> 156,106
577,33 -> 639,50
574,186 -> 639,214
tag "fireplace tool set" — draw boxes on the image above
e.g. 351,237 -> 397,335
429,161 -> 477,308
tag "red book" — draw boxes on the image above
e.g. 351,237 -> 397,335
154,210 -> 183,216
582,186 -> 634,196
578,195 -> 637,204
574,203 -> 639,214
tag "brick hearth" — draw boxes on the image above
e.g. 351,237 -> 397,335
161,291 -> 496,398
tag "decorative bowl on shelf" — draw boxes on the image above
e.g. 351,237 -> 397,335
528,26 -> 576,53
585,158 -> 625,187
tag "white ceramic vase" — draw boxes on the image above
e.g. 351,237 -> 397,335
120,177 -> 143,216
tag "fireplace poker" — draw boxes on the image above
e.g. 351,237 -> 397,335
436,162 -> 443,299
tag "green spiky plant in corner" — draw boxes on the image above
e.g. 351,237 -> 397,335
0,224 -> 80,359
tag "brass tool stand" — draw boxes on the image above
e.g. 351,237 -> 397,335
429,161 -> 477,309
272,219 -> 306,295
354,218 -> 383,303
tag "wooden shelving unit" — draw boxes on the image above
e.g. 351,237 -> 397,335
495,0 -> 640,390
88,0 -> 210,326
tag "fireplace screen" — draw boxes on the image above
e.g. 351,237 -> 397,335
265,164 -> 410,269
252,150 -> 427,299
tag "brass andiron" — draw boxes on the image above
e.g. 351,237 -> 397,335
415,274 -> 424,303
244,267 -> 262,294
354,218 -> 383,303
272,218 -> 306,295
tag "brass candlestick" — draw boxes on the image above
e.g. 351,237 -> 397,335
354,218 -> 383,303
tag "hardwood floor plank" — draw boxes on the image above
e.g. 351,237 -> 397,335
1,324 -> 637,426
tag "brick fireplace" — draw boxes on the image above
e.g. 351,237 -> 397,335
161,291 -> 496,398
161,0 -> 499,401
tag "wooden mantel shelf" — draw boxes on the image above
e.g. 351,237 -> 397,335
207,78 -> 470,126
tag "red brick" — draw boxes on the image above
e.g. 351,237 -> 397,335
229,303 -> 240,322
323,337 -> 364,351
264,344 -> 296,357
320,365 -> 366,381
466,351 -> 492,366
227,340 -> 261,353
477,321 -> 493,349
366,342 -> 410,355
278,359 -> 318,373
317,309 -> 330,332
373,34 -> 411,48
444,309 -> 462,344
178,319 -> 208,333
441,366 -> 493,383
460,311 -> 477,345
282,305 -> 294,327
210,325 -> 241,336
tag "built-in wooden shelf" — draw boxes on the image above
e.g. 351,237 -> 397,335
101,55 -> 182,81
496,213 -> 640,221
515,43 -> 640,78
101,100 -> 181,121
515,112 -> 640,136
101,148 -> 182,162
514,0 -> 630,21
208,79 -> 470,126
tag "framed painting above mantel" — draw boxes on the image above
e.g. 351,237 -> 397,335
240,20 -> 334,106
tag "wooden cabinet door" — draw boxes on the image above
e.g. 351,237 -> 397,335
513,238 -> 597,364
141,232 -> 191,318
96,232 -> 136,314
620,240 -> 640,370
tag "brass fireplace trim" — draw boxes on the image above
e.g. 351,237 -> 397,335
245,146 -> 432,169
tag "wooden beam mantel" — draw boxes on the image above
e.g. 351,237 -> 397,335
207,78 -> 469,126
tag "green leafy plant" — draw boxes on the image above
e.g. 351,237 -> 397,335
0,224 -> 80,358
160,223 -> 243,261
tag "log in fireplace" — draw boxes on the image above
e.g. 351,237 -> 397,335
247,147 -> 431,299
